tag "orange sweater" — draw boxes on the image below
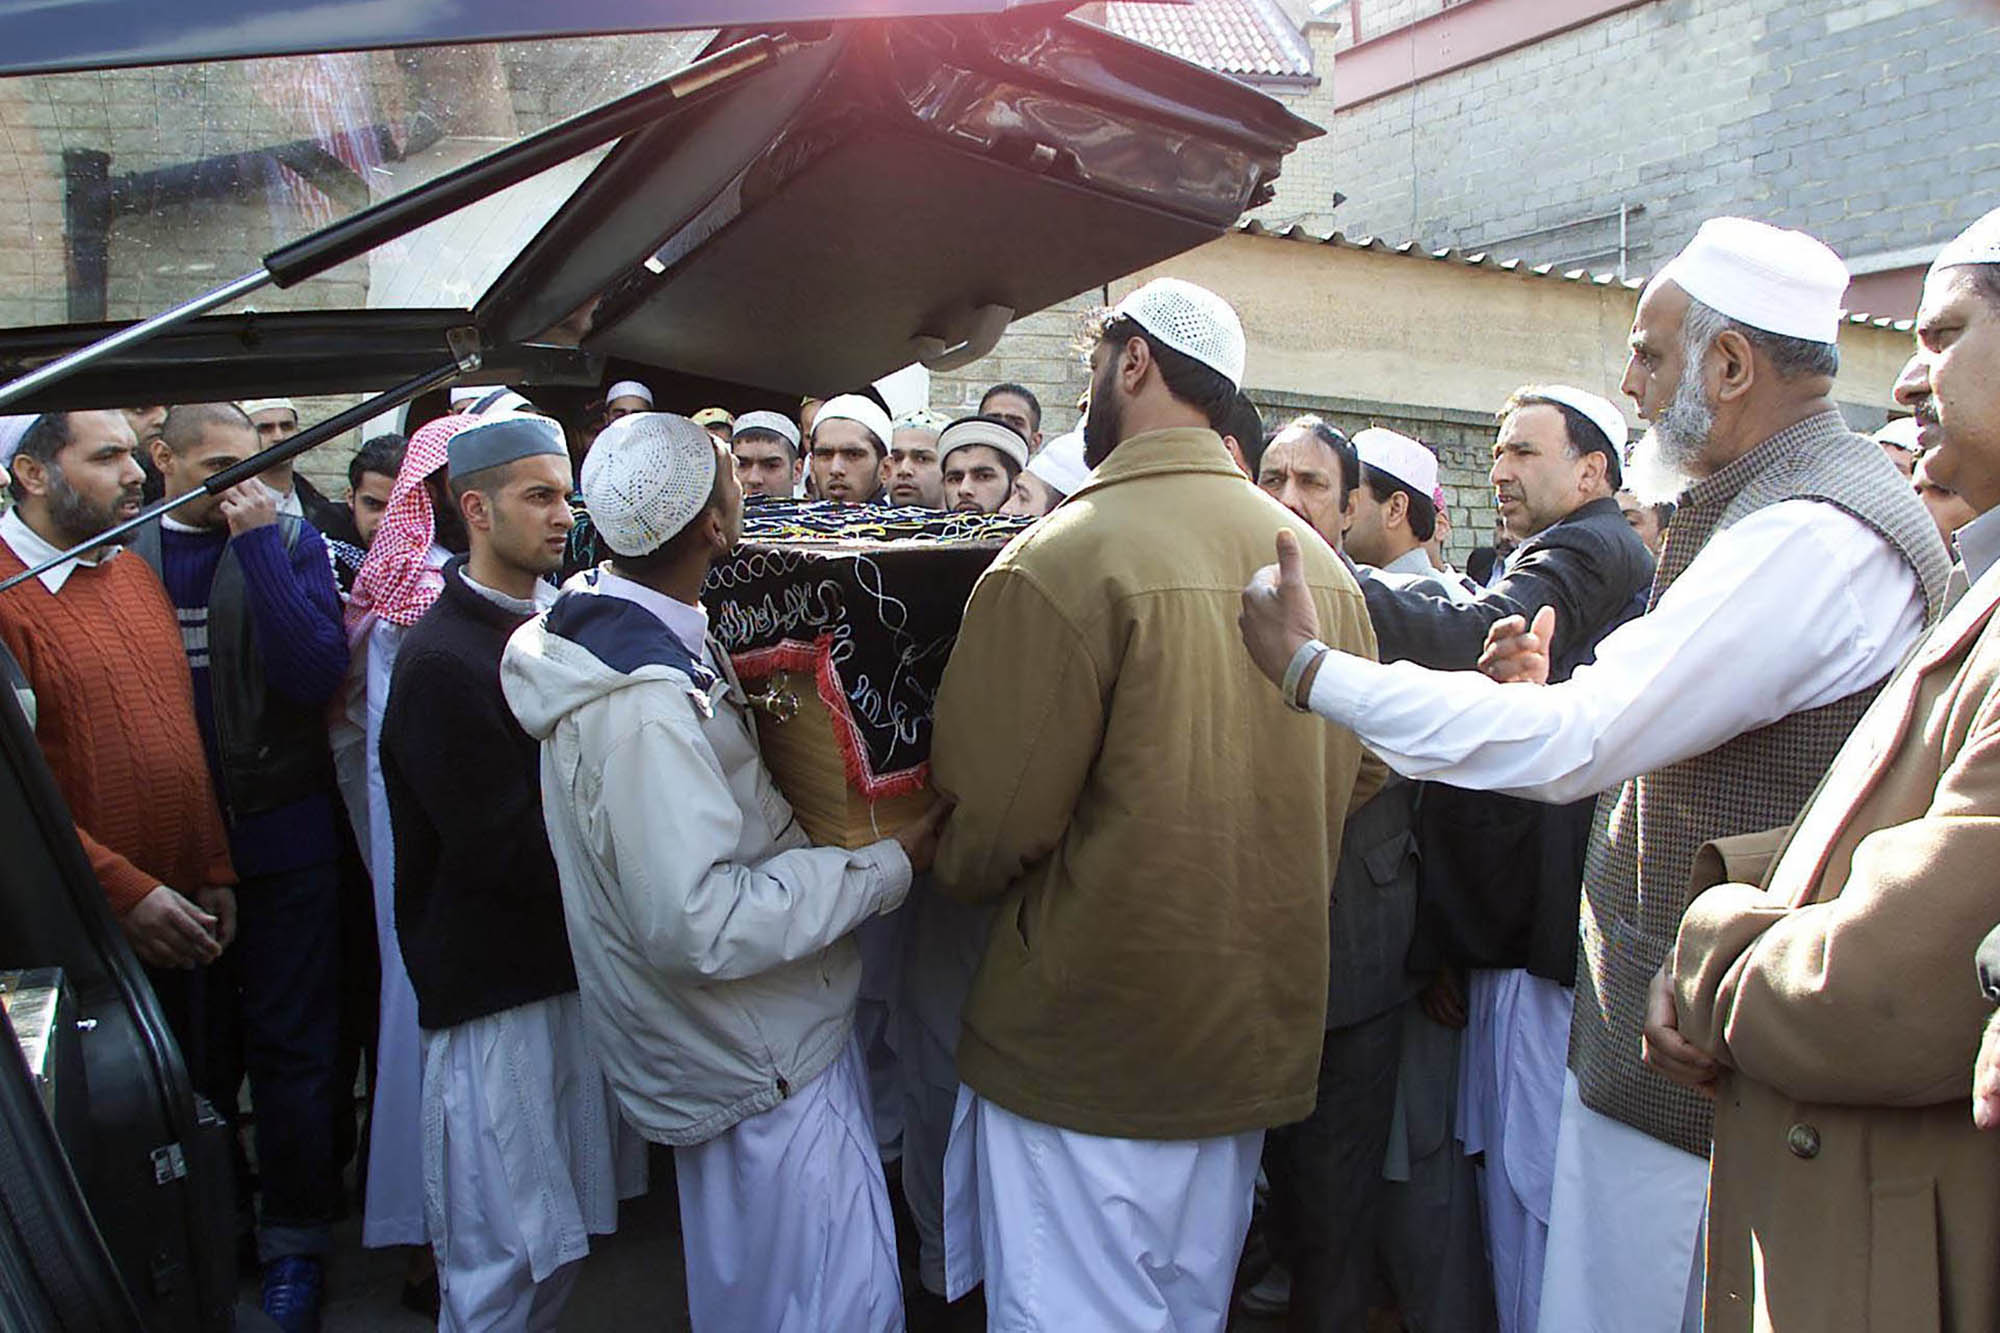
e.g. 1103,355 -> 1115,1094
0,541 -> 234,913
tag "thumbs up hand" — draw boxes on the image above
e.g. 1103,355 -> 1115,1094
1240,527 -> 1325,688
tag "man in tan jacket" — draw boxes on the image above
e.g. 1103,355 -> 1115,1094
928,278 -> 1378,1331
1655,206 -> 2000,1332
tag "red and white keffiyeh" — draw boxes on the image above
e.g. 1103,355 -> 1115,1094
345,412 -> 475,635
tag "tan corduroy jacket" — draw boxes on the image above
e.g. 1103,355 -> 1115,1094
931,426 -> 1380,1140
1672,553 -> 2000,1333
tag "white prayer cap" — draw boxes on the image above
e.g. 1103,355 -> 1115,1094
1872,416 -> 1921,452
1656,217 -> 1849,344
732,410 -> 801,451
580,412 -> 720,558
1932,206 -> 2000,274
1514,384 -> 1629,455
1112,277 -> 1247,388
239,397 -> 297,418
1353,427 -> 1438,498
1026,430 -> 1090,497
0,414 -> 41,467
449,385 -> 533,416
810,394 -> 894,453
604,380 -> 654,406
938,417 -> 1029,472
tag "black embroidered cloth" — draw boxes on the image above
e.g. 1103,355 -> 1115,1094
701,499 -> 1029,797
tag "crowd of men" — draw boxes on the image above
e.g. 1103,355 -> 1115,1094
4,204 -> 2000,1333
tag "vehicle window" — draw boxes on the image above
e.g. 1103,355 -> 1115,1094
0,31 -> 710,330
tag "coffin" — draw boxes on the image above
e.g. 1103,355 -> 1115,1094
703,498 -> 1029,847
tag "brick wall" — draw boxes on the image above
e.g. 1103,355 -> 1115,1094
1320,0 -> 2000,278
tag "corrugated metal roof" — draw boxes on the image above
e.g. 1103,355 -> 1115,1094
1233,219 -> 1916,330
1094,0 -> 1315,82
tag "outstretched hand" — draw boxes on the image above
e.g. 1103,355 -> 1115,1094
1240,529 -> 1323,688
1479,604 -> 1556,685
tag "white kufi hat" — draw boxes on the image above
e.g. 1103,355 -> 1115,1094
1026,430 -> 1090,497
1657,217 -> 1849,345
1932,205 -> 2000,274
938,417 -> 1029,472
581,412 -> 720,557
1517,384 -> 1629,454
0,414 -> 42,468
1352,427 -> 1439,498
811,394 -> 894,453
1112,277 -> 1247,388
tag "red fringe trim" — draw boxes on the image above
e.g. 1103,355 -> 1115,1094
731,637 -> 932,801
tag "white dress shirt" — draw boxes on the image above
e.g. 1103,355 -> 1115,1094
0,507 -> 120,595
1307,500 -> 1926,804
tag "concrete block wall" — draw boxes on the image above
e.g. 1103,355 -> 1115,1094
1249,22 -> 1346,233
1256,391 -> 1501,565
1321,0 -> 2000,275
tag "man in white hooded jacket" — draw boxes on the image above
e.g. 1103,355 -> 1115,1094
501,412 -> 947,1331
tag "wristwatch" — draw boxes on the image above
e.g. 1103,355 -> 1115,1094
1281,638 -> 1329,713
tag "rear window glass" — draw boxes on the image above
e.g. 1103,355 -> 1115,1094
0,31 -> 710,330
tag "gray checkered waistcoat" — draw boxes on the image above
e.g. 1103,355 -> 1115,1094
1568,410 -> 1951,1158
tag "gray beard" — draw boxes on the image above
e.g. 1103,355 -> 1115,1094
1624,376 -> 1714,505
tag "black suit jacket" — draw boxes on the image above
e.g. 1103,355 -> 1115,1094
1358,495 -> 1654,683
1357,496 -> 1656,983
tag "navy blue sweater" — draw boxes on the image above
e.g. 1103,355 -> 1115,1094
155,521 -> 346,876
381,561 -> 575,1029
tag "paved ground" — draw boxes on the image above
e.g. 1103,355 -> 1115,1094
243,1138 -> 1377,1330
245,1144 -> 693,1332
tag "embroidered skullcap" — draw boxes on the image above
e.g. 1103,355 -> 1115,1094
1026,430 -> 1090,497
1932,206 -> 2000,274
811,394 -> 894,454
1112,277 -> 1247,388
938,417 -> 1029,472
239,397 -> 297,418
605,380 -> 654,406
692,407 -> 734,430
1353,427 -> 1438,497
1872,416 -> 1920,452
0,414 -> 42,467
732,410 -> 801,451
1656,217 -> 1849,344
447,411 -> 567,479
893,408 -> 953,435
581,412 -> 720,557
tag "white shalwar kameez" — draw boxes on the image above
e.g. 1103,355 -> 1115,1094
1535,1072 -> 1706,1333
1456,968 -> 1571,1333
942,1087 -> 1261,1332
361,542 -> 453,1249
1300,501 -> 1924,1333
421,991 -> 648,1332
672,1036 -> 903,1333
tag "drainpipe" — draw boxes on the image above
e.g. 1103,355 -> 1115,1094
63,148 -> 111,322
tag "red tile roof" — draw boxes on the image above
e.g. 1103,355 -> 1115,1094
1090,0 -> 1316,83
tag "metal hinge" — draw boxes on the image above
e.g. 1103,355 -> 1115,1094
150,1142 -> 187,1184
446,326 -> 484,375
